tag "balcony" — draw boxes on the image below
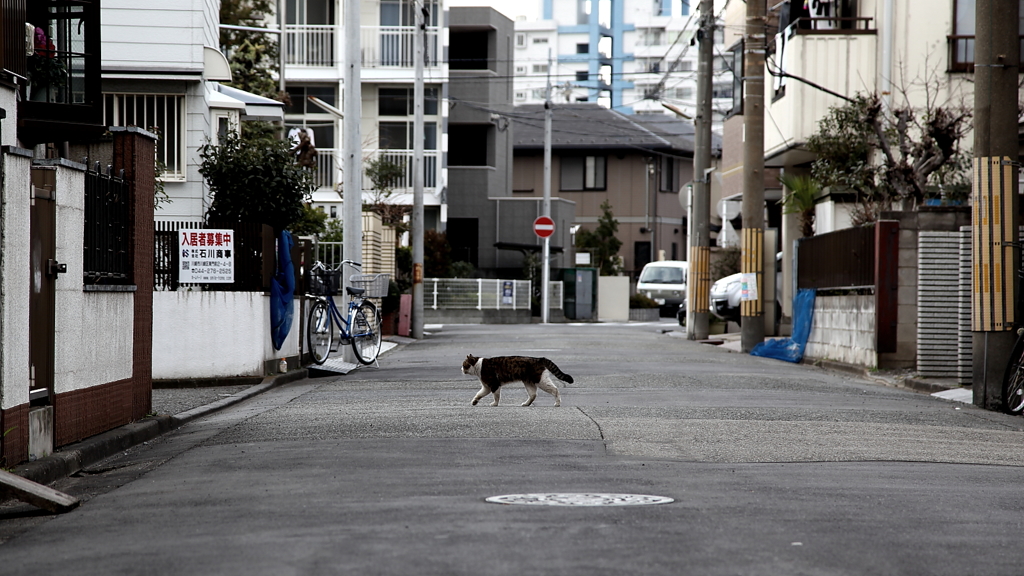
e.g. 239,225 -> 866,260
763,19 -> 876,168
360,26 -> 440,68
314,148 -> 340,190
285,25 -> 336,67
362,149 -> 438,191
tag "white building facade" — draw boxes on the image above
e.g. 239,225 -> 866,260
513,0 -> 730,129
285,0 -> 450,230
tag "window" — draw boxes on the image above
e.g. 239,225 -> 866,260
103,93 -> 186,180
379,121 -> 437,150
678,60 -> 694,72
712,83 -> 733,99
516,32 -> 526,47
285,85 -> 337,115
681,0 -> 689,16
577,43 -> 590,54
672,86 -> 694,100
728,40 -> 744,116
450,30 -> 490,70
330,206 -> 337,218
378,87 -> 439,116
640,28 -> 664,46
576,70 -> 589,82
448,124 -> 490,166
949,0 -> 1024,72
658,156 -> 676,192
561,156 -> 606,191
533,64 -> 549,73
515,91 -> 527,101
532,36 -> 549,44
515,65 -> 527,75
642,58 -> 661,73
532,88 -> 547,99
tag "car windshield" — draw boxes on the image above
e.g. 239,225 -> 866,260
640,267 -> 684,284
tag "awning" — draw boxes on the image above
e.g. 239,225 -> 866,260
216,84 -> 285,122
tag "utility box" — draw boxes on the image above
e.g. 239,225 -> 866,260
562,268 -> 597,320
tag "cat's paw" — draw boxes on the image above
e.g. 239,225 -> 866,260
489,401 -> 499,407
472,399 -> 478,405
553,401 -> 561,407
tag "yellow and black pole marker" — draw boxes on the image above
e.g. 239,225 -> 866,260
972,0 -> 1020,410
740,0 -> 766,352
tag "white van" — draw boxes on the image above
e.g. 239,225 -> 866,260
637,260 -> 688,315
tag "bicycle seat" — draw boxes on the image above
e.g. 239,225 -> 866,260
346,286 -> 365,297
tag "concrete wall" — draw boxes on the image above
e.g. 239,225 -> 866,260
49,163 -> 136,394
598,276 -> 630,321
153,291 -> 301,379
805,294 -> 878,367
0,151 -> 32,412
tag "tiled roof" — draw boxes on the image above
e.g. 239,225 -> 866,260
512,103 -> 681,151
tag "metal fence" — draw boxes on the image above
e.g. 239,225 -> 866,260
797,225 -> 876,290
426,279 -> 564,310
83,166 -> 131,284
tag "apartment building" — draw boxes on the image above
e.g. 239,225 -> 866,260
102,0 -> 285,222
286,0 -> 448,231
513,0 -> 730,128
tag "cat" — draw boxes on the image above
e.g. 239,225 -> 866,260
461,354 -> 573,407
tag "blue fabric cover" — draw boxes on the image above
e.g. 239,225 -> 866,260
270,230 -> 295,351
750,288 -> 816,363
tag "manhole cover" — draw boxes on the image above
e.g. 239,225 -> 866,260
485,493 -> 674,507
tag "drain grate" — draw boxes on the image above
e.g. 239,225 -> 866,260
485,493 -> 674,507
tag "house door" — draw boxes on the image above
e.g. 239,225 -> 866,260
29,171 -> 58,406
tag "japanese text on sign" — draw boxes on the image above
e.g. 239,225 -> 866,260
179,229 -> 234,283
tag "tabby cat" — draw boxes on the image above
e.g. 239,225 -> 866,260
461,354 -> 573,407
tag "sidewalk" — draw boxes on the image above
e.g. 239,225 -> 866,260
6,337 -> 410,492
710,331 -> 970,402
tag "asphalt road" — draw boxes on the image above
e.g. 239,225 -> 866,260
2,321 -> 1024,575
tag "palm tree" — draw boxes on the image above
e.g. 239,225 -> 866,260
778,173 -> 820,238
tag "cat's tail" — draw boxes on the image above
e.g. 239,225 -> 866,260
541,358 -> 574,384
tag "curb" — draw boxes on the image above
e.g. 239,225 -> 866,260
7,369 -> 309,490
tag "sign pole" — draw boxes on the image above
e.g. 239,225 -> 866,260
542,49 -> 553,324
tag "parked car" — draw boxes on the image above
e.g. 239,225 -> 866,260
710,272 -> 742,323
636,260 -> 688,317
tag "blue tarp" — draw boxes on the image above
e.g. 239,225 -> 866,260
270,230 -> 295,351
750,288 -> 816,363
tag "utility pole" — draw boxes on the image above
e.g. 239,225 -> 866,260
542,49 -> 553,323
411,2 -> 427,339
342,0 -> 363,362
686,0 -> 714,340
741,0 -> 766,352
972,0 -> 1020,409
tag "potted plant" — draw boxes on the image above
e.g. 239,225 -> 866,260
27,28 -> 67,102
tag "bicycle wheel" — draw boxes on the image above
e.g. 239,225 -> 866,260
350,301 -> 382,365
307,299 -> 333,365
1002,333 -> 1024,413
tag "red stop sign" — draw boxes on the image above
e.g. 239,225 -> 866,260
534,216 -> 555,238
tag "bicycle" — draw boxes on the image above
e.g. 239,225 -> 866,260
1002,241 -> 1024,413
306,259 -> 386,366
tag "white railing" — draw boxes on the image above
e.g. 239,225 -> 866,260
427,279 -> 564,311
362,149 -> 438,190
360,26 -> 440,68
315,148 -> 340,190
285,25 -> 336,67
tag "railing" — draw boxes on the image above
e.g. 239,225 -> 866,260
360,26 -> 440,68
285,24 -> 336,67
313,241 -> 345,270
83,166 -> 131,285
790,17 -> 875,34
314,148 -> 340,190
362,149 -> 438,189
426,279 -> 564,310
946,35 -> 1024,73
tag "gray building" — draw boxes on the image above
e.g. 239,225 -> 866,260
447,7 -> 575,277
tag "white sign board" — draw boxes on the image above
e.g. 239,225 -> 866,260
740,272 -> 759,301
179,229 -> 234,283
575,252 -> 591,266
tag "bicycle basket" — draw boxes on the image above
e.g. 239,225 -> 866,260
349,273 -> 390,298
309,268 -> 341,296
